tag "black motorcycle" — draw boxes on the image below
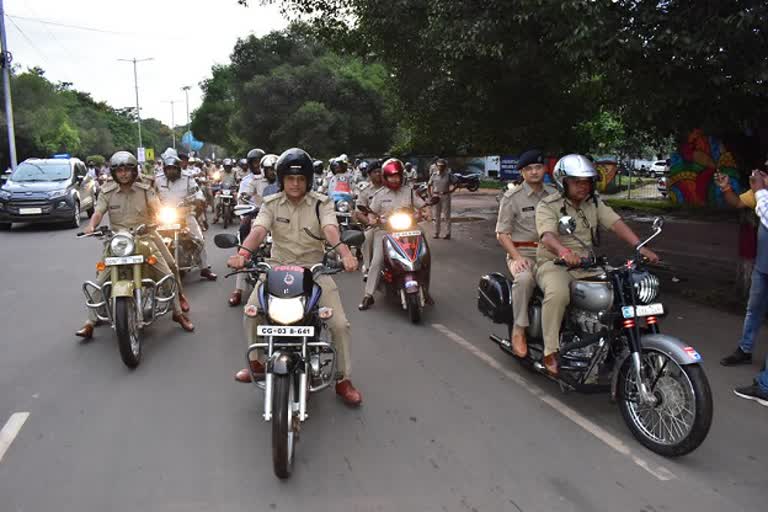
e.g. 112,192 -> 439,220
478,217 -> 713,456
215,229 -> 365,479
452,172 -> 480,192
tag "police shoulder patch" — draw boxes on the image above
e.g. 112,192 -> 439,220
503,184 -> 522,198
542,191 -> 562,203
133,181 -> 151,191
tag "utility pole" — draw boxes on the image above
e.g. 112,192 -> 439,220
181,85 -> 191,154
162,100 -> 178,149
0,0 -> 18,170
118,57 -> 153,149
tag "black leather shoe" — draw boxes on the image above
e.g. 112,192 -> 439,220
358,295 -> 375,310
721,347 -> 752,366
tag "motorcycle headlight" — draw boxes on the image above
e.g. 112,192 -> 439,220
213,171 -> 221,180
158,207 -> 178,225
336,200 -> 350,213
631,271 -> 659,304
109,234 -> 135,257
267,296 -> 306,325
388,212 -> 413,231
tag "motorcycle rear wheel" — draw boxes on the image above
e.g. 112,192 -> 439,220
617,349 -> 712,457
272,374 -> 295,479
468,183 -> 480,192
115,297 -> 141,369
223,207 -> 231,229
407,293 -> 421,323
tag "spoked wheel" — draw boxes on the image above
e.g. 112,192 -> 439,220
617,349 -> 712,457
114,297 -> 142,368
406,293 -> 421,323
272,374 -> 296,479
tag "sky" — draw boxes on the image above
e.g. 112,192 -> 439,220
4,0 -> 288,127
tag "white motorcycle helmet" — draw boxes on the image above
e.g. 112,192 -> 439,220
552,154 -> 598,193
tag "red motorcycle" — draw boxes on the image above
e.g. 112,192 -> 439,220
357,204 -> 435,323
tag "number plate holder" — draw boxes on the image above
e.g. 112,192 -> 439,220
19,207 -> 42,215
105,255 -> 145,266
392,230 -> 421,238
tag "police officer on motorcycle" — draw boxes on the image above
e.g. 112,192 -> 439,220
75,151 -> 195,338
226,148 -> 362,406
155,156 -> 217,281
535,154 -> 659,375
353,159 -> 384,280
213,158 -> 238,224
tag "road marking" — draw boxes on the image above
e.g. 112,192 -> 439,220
0,412 -> 30,463
432,324 -> 676,481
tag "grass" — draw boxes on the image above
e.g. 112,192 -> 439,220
615,176 -> 657,187
479,179 -> 506,189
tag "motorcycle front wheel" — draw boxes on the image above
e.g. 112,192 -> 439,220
114,297 -> 142,368
617,349 -> 712,457
407,293 -> 421,323
468,182 -> 480,192
272,374 -> 296,479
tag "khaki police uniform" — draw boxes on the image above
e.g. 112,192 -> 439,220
429,168 -> 453,236
535,193 -> 621,355
495,181 -> 557,328
244,191 -> 354,378
85,180 -> 181,323
357,182 -> 383,271
214,170 -> 238,212
364,186 -> 427,297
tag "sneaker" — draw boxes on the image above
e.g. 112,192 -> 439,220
733,384 -> 768,406
720,347 -> 752,366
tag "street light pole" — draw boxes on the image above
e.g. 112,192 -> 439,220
0,0 -> 18,170
163,100 -> 178,149
118,57 -> 153,150
181,85 -> 191,153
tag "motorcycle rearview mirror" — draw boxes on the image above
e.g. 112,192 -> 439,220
214,233 -> 239,249
558,216 -> 577,235
652,216 -> 664,232
340,229 -> 365,248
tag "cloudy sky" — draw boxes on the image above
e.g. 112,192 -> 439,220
5,0 -> 288,126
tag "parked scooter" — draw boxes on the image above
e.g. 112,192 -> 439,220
79,225 -> 177,368
477,217 -> 713,456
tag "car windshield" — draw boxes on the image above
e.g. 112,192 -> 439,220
10,162 -> 72,182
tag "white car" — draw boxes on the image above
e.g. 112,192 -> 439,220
650,160 -> 669,177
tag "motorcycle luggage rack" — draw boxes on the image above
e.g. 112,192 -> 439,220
246,340 -> 337,393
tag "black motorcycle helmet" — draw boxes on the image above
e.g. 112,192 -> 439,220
276,148 -> 314,192
313,160 -> 324,175
246,148 -> 266,165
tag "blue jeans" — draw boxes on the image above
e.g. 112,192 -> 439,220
738,269 -> 768,354
758,357 -> 768,392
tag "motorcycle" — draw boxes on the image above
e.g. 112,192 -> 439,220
452,172 -> 480,192
477,216 -> 713,456
156,199 -> 204,275
357,203 -> 436,323
79,225 -> 177,368
214,229 -> 365,479
215,185 -> 237,229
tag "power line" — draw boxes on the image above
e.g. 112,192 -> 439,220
6,14 -> 129,35
5,14 -> 52,67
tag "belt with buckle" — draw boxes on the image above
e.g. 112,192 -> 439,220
512,241 -> 539,248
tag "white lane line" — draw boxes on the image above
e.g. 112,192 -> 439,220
432,324 -> 676,481
0,412 -> 30,463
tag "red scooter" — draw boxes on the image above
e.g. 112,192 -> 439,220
357,203 -> 435,323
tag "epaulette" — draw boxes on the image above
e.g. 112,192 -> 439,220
263,192 -> 283,204
503,184 -> 522,198
133,181 -> 151,191
542,191 -> 563,203
308,191 -> 331,203
100,182 -> 118,194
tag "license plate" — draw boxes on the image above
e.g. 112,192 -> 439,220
622,303 -> 664,318
221,192 -> 232,197
19,207 -> 42,215
392,230 -> 421,238
256,325 -> 315,337
159,224 -> 181,230
105,255 -> 144,266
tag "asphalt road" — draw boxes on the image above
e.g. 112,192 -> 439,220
1,197 -> 766,512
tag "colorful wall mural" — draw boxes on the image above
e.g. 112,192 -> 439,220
668,129 -> 742,207
595,160 -> 619,194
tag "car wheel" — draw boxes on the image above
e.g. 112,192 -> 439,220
69,201 -> 81,228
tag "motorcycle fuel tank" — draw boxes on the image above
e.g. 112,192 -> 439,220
570,280 -> 613,312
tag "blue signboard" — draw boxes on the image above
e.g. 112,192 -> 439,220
499,155 -> 520,181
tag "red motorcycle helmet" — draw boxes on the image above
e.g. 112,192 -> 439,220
382,158 -> 405,190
